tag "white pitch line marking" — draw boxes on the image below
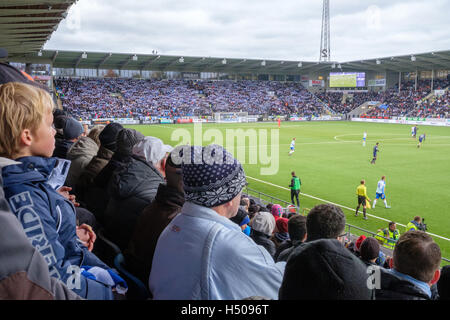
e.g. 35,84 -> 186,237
246,175 -> 450,242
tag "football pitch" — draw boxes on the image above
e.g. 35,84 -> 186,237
126,121 -> 450,263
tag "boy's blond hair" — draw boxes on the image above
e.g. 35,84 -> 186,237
0,82 -> 54,158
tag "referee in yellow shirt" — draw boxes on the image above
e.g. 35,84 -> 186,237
355,180 -> 370,220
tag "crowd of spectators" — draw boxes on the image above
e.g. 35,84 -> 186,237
361,79 -> 449,118
55,78 -> 327,119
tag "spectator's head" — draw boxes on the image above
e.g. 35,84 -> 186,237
53,114 -> 68,138
287,214 -> 307,242
391,231 -> 441,285
0,82 -> 55,159
98,122 -> 123,151
306,203 -> 346,242
274,217 -> 289,242
413,216 -> 422,223
62,117 -> 83,142
230,207 -> 251,231
360,237 -> 380,263
271,204 -> 283,219
165,145 -> 184,192
355,235 -> 367,252
179,144 -> 247,219
437,265 -> 450,300
240,196 -> 250,210
279,238 -> 372,300
266,203 -> 273,212
388,221 -> 396,232
250,211 -> 276,237
133,136 -> 173,177
247,205 -> 259,220
116,128 -> 144,156
87,125 -> 105,147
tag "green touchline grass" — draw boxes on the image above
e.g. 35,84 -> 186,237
125,121 -> 450,263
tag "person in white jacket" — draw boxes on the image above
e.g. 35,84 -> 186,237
149,145 -> 286,300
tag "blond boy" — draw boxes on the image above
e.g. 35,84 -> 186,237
0,82 -> 118,299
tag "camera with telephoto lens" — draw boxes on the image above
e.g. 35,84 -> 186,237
418,218 -> 427,232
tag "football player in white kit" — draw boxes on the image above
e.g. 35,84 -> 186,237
288,137 -> 296,156
372,176 -> 391,209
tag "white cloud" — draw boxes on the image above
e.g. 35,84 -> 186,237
45,0 -> 450,62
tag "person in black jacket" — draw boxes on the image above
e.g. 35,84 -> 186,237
249,210 -> 276,258
375,230 -> 441,300
275,214 -> 307,262
103,136 -> 173,250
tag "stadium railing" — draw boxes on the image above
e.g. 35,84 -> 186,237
243,186 -> 450,266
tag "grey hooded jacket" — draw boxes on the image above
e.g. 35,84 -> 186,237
65,136 -> 99,188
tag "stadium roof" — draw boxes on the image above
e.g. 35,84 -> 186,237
9,49 -> 330,75
0,0 -> 77,56
338,50 -> 450,73
7,49 -> 450,75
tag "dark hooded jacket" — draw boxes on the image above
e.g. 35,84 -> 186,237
103,155 -> 165,250
375,267 -> 433,300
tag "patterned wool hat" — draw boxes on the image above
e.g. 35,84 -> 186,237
271,204 -> 283,218
179,144 -> 247,208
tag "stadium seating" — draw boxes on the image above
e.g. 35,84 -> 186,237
55,78 -> 328,119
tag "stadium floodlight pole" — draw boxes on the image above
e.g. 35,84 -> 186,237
415,70 -> 418,91
319,0 -> 331,62
431,69 -> 434,91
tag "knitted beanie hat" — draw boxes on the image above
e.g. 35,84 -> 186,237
178,144 -> 247,208
355,235 -> 367,251
250,211 -> 276,236
271,204 -> 283,218
276,217 -> 289,233
116,128 -> 145,155
99,122 -> 123,151
62,117 -> 84,140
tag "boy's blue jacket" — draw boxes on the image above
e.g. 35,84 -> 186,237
1,156 -> 114,300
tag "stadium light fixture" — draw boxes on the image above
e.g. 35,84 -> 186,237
261,60 -> 266,66
81,52 -> 87,59
331,63 -> 336,68
376,59 -> 381,65
37,50 -> 42,57
298,62 -> 302,67
411,55 -> 416,61
179,57 -> 184,63
222,59 -> 227,65
132,54 -> 138,61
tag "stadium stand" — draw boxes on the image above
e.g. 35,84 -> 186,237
55,78 -> 328,119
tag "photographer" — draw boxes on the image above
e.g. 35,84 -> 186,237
406,216 -> 427,232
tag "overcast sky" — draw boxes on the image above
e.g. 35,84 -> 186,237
44,0 -> 450,62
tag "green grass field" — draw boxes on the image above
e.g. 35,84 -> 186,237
126,121 -> 450,264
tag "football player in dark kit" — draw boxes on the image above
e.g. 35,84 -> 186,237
370,142 -> 380,164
